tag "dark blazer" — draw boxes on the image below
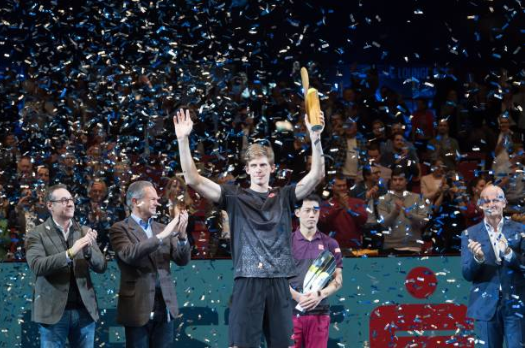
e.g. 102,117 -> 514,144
110,217 -> 191,327
26,218 -> 107,325
461,219 -> 525,321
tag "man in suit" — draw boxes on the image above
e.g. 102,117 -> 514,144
26,184 -> 107,347
461,185 -> 525,347
110,180 -> 190,348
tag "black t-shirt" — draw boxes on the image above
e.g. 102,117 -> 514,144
218,184 -> 298,279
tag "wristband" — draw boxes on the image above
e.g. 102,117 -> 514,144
317,290 -> 322,298
67,248 -> 74,259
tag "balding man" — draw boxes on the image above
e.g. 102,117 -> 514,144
461,185 -> 525,347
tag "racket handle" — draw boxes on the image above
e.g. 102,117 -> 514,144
295,303 -> 306,312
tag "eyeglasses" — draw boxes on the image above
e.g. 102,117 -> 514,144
50,198 -> 75,205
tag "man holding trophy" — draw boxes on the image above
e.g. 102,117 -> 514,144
289,194 -> 343,348
173,67 -> 325,348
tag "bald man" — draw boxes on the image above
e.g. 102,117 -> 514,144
461,185 -> 525,347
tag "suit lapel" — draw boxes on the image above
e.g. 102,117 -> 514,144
128,218 -> 159,267
69,223 -> 81,244
502,220 -> 519,248
479,223 -> 498,264
43,219 -> 67,253
127,218 -> 149,242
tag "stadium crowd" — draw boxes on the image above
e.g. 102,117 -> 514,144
1,64 -> 524,260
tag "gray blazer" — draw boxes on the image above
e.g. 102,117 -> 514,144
26,218 -> 107,325
110,217 -> 191,327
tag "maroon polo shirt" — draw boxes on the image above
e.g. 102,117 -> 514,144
289,229 -> 343,315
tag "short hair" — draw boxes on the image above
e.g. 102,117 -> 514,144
430,158 -> 445,167
437,118 -> 449,126
372,119 -> 384,128
391,167 -> 406,179
498,115 -> 510,124
362,165 -> 372,180
46,184 -> 68,202
299,194 -> 322,209
89,180 -> 108,195
19,156 -> 32,163
467,176 -> 486,196
243,143 -> 275,165
126,181 -> 154,208
334,173 -> 347,182
367,143 -> 381,153
392,133 -> 405,141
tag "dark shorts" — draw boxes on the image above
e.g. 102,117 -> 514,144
229,277 -> 293,348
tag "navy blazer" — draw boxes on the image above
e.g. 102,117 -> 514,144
461,219 -> 525,321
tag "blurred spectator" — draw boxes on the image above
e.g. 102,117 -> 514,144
493,116 -> 516,174
368,119 -> 388,150
106,161 -> 132,222
84,144 -> 106,182
160,176 -> 210,256
288,122 -> 311,184
350,165 -> 388,249
428,119 -> 460,170
382,122 -> 418,158
332,118 -> 367,185
17,156 -> 34,180
464,176 -> 487,228
424,169 -> 467,253
52,151 -> 86,196
9,185 -> 49,236
319,175 -> 367,252
36,165 -> 50,187
366,144 -> 392,185
350,165 -> 388,202
6,156 -> 35,197
411,98 -> 436,154
495,151 -> 525,213
378,169 -> 430,255
513,84 -> 525,140
0,133 -> 20,177
421,159 -> 447,202
0,183 -> 12,261
439,89 -> 460,137
326,112 -> 345,138
380,133 -> 420,183
77,180 -> 114,252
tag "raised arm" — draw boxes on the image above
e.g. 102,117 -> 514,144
174,109 -> 221,203
295,113 -> 325,200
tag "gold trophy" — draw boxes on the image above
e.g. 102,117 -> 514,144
301,67 -> 322,131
